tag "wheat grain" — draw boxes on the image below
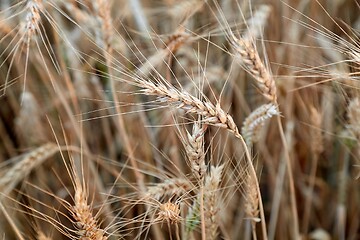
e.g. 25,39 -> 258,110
244,170 -> 260,223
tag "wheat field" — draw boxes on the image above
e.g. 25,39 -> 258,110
0,0 -> 359,239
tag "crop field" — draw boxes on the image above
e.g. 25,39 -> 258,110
0,0 -> 359,239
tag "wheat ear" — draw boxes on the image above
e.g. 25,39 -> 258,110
229,32 -> 277,102
141,80 -> 240,137
242,5 -> 272,42
185,122 -> 207,181
23,0 -> 42,40
203,165 -> 224,240
144,178 -> 193,201
0,143 -> 58,197
241,103 -> 279,146
72,183 -> 107,240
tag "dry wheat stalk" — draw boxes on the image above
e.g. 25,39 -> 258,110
144,178 -> 193,200
185,122 -> 207,181
229,31 -> 277,102
72,183 -> 107,240
302,106 -> 323,233
0,143 -> 58,197
241,103 -> 279,145
203,165 -> 224,240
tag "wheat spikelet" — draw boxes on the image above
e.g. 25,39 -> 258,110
185,122 -> 207,181
241,103 -> 279,145
203,165 -> 224,240
0,143 -> 58,197
141,80 -> 241,137
185,199 -> 201,235
144,178 -> 193,200
72,183 -> 107,240
229,31 -> 277,102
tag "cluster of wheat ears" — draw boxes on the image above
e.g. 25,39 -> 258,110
0,0 -> 359,239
